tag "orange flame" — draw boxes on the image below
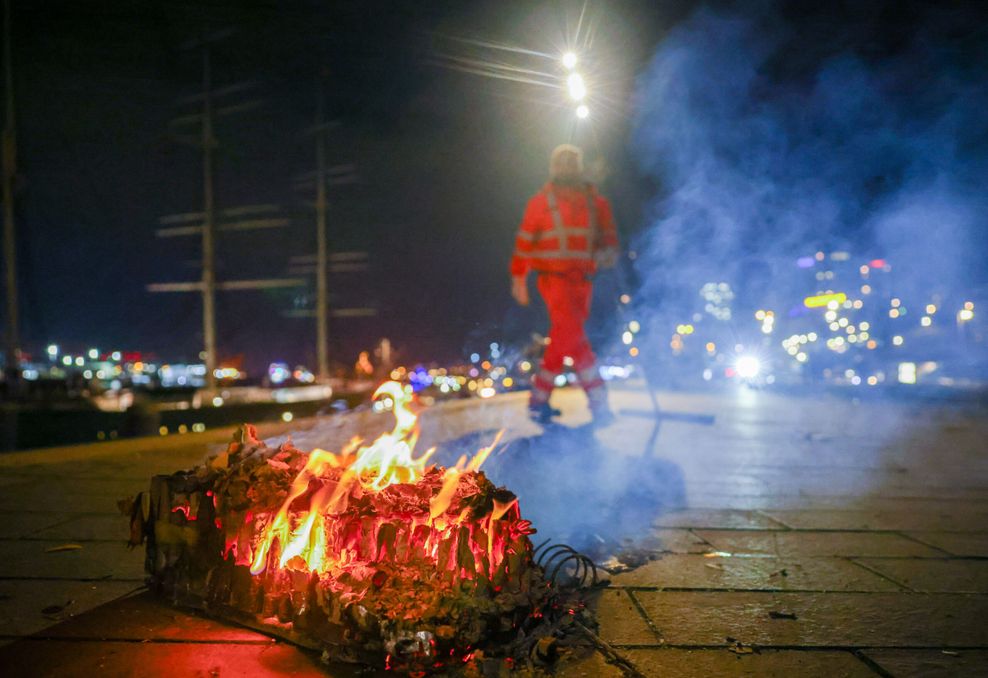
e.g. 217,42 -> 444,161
248,382 -> 502,577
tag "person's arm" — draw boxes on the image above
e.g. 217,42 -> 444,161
510,195 -> 543,305
594,195 -> 620,268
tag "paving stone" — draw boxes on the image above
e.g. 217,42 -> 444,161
27,514 -> 131,542
634,591 -> 988,647
611,554 -> 901,592
0,579 -> 142,638
905,532 -> 988,557
861,649 -> 988,677
594,588 -> 659,646
557,649 -> 625,677
37,591 -> 272,643
0,639 -> 352,677
855,558 -> 988,593
0,512 -> 73,539
0,487 -> 127,514
764,509 -> 988,532
694,529 -> 942,557
0,539 -> 144,580
653,509 -> 787,530
623,648 -> 877,677
649,529 -> 715,554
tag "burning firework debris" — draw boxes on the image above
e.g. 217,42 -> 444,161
122,382 -> 621,675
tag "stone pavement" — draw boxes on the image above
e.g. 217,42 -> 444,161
0,383 -> 986,677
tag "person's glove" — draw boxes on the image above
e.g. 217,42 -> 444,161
595,247 -> 619,269
511,275 -> 530,306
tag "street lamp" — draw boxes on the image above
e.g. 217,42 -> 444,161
567,72 -> 586,101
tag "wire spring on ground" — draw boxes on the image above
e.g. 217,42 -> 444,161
533,539 -> 601,588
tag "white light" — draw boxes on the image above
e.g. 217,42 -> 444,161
629,320 -> 641,333
111,351 -> 122,361
212,396 -> 224,407
796,352 -> 807,362
575,104 -> 589,119
61,355 -> 72,366
47,344 -> 58,357
562,52 -> 578,70
281,411 -> 294,423
478,386 -> 496,399
893,335 -> 904,346
898,362 -> 917,385
75,356 -> 84,367
88,348 -> 99,360
567,72 -> 587,101
735,356 -> 761,379
958,309 -> 974,322
622,331 -> 633,345
920,316 -> 932,327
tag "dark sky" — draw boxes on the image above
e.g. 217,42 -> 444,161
9,0 -> 685,371
6,0 -> 985,372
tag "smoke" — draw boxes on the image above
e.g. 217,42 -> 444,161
630,2 -> 988,334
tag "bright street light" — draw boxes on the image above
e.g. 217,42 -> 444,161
576,104 -> 589,119
567,72 -> 587,101
562,52 -> 578,70
735,355 -> 761,379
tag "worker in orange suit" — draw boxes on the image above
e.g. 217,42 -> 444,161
510,144 -> 619,424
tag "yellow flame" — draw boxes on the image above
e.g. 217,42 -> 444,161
249,381 -> 505,576
348,381 -> 434,490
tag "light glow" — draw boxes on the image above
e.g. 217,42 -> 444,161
567,72 -> 587,101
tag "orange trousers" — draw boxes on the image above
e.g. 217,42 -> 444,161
537,271 -> 596,373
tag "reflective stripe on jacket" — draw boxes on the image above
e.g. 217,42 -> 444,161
510,182 -> 619,277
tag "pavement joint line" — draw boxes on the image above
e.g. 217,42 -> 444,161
852,650 -> 897,677
607,643 -> 988,651
844,557 -> 915,592
0,576 -> 145,582
613,586 -> 988,595
897,531 -> 962,556
624,589 -> 665,644
0,510 -> 122,516
0,635 -> 279,646
647,553 -> 988,561
752,509 -> 794,529
668,526 -> 988,535
2,537 -> 133,543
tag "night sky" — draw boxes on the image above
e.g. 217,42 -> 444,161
6,0 -> 986,373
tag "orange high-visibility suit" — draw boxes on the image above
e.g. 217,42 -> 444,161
511,181 -> 619,410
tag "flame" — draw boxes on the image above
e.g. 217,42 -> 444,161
348,381 -> 436,490
248,382 -> 505,577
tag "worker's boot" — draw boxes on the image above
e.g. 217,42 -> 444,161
529,369 -> 559,423
528,401 -> 561,424
580,367 -> 615,427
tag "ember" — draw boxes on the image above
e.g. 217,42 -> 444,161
127,382 -> 554,673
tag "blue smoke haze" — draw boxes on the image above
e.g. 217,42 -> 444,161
631,3 -> 988,324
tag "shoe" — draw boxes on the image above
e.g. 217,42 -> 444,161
528,402 -> 561,424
